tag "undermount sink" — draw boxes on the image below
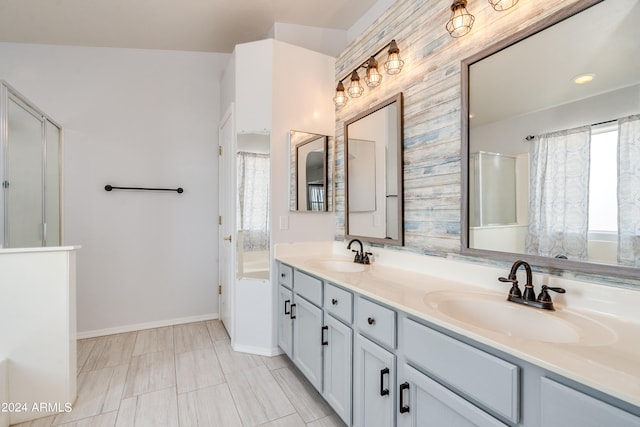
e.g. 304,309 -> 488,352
425,290 -> 616,346
316,260 -> 367,273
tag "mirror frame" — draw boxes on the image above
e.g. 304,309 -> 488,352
460,0 -> 640,280
289,130 -> 333,212
345,92 -> 404,246
295,134 -> 328,212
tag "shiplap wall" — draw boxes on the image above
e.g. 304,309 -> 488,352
334,0 -> 582,255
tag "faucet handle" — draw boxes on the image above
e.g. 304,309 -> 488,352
363,252 -> 373,264
352,249 -> 362,263
537,285 -> 566,301
536,285 -> 566,310
499,276 -> 522,298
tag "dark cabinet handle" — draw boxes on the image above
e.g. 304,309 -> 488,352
380,368 -> 390,396
331,298 -> 338,305
399,382 -> 410,413
321,326 -> 329,345
290,303 -> 296,319
284,299 -> 290,315
368,317 -> 375,325
281,272 -> 286,278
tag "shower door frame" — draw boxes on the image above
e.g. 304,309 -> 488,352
0,81 -> 63,248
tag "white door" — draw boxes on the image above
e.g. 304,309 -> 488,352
218,105 -> 235,339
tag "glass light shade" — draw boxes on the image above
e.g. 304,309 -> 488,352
488,0 -> 519,11
333,81 -> 348,107
384,40 -> 404,75
364,57 -> 383,87
347,71 -> 364,98
446,0 -> 475,38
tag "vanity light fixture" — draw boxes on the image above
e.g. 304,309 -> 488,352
333,39 -> 404,107
488,0 -> 519,11
347,70 -> 365,98
364,57 -> 383,87
446,0 -> 475,38
384,40 -> 404,75
333,81 -> 348,107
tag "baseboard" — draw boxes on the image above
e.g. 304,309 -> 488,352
232,343 -> 283,357
76,313 -> 219,339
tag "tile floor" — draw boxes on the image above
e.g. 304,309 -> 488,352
12,320 -> 345,427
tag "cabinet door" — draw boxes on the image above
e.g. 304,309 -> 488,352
541,378 -> 640,427
323,314 -> 353,426
277,285 -> 293,358
354,335 -> 395,427
398,364 -> 507,427
292,295 -> 323,392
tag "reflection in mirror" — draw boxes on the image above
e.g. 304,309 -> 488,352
289,131 -> 330,212
345,93 -> 403,245
237,133 -> 270,280
463,0 -> 640,278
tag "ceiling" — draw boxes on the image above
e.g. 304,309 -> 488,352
0,0 -> 377,53
469,0 -> 640,127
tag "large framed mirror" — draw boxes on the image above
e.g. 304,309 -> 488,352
345,93 -> 403,245
462,0 -> 640,279
289,130 -> 331,212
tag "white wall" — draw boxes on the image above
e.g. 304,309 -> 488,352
272,40 -> 336,246
270,22 -> 347,57
0,42 -> 229,335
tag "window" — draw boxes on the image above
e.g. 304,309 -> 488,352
588,124 -> 618,236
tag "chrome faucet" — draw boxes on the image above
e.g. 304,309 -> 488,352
499,260 -> 565,310
347,239 -> 371,264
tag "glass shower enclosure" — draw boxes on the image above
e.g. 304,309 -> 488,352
0,81 -> 62,248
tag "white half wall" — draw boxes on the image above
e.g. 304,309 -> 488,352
0,42 -> 230,334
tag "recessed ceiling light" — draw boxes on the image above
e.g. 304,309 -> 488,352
573,73 -> 595,85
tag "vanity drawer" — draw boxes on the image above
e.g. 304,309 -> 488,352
293,270 -> 322,306
324,283 -> 353,324
278,263 -> 293,289
403,318 -> 519,424
356,297 -> 396,348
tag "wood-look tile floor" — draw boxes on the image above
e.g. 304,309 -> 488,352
12,320 -> 345,427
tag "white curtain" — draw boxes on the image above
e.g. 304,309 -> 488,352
237,152 -> 270,251
526,126 -> 591,259
617,114 -> 640,266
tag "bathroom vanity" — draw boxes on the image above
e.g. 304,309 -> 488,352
275,242 -> 640,427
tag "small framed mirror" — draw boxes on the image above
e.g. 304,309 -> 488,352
289,131 -> 330,212
345,93 -> 404,245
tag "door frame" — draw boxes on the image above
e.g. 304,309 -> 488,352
218,103 -> 236,341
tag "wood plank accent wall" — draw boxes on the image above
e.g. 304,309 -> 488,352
334,0 -> 582,256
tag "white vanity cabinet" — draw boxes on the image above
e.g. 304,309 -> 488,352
276,263 -> 354,425
275,261 -> 640,427
354,296 -> 397,427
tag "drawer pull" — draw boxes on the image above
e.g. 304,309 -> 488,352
331,298 -> 338,305
321,326 -> 329,346
380,368 -> 390,396
399,382 -> 410,413
367,317 -> 376,325
284,299 -> 290,315
290,303 -> 296,320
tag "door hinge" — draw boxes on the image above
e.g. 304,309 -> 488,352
218,146 -> 222,156
218,215 -> 222,225
218,285 -> 222,295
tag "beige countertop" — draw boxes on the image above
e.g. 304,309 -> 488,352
276,245 -> 640,409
